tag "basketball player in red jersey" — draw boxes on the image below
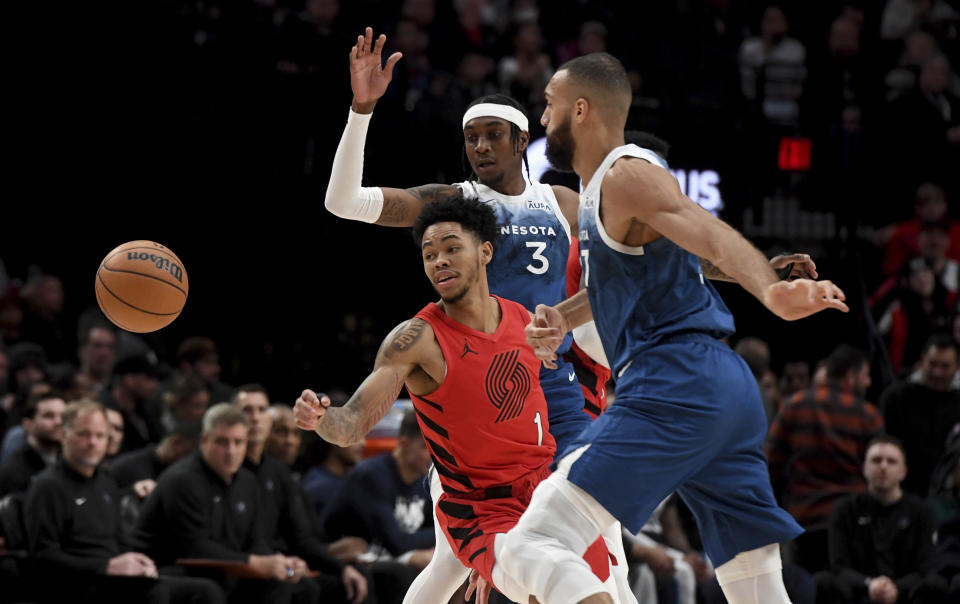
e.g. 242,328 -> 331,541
293,195 -> 615,603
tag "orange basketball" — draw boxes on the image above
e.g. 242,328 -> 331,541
95,240 -> 189,333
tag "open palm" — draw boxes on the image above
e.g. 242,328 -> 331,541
350,27 -> 403,105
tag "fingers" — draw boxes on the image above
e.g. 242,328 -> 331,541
372,33 -> 386,56
364,27 -> 373,54
383,51 -> 403,75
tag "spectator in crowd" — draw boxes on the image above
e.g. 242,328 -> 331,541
100,354 -> 163,454
880,333 -> 960,496
173,337 -> 233,404
321,410 -> 433,571
4,342 -> 48,409
876,256 -> 957,374
109,416 -> 201,534
497,19 -> 553,118
302,427 -> 365,520
885,31 -> 940,101
0,390 -> 64,496
880,183 -> 960,277
105,407 -> 124,460
816,435 -> 948,603
77,322 -> 117,396
234,384 -> 369,604
265,405 -> 303,470
136,403 -> 314,604
739,4 -> 807,127
160,374 -> 211,439
0,289 -> 25,346
25,400 -> 223,603
0,380 -> 53,461
889,52 -> 960,192
780,360 -> 812,399
766,344 -> 883,573
19,273 -> 68,363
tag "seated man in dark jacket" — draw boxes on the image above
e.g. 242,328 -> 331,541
0,390 -> 64,496
25,399 -> 222,604
816,435 -> 948,603
136,403 -> 318,604
234,385 -> 368,603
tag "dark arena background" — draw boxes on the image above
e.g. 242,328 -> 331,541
2,0 -> 960,601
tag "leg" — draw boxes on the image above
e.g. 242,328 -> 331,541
713,544 -> 791,604
602,522 -> 638,604
402,470 -> 471,604
497,449 -> 624,604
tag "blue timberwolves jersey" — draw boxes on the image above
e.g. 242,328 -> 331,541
578,145 -> 735,377
457,180 -> 573,354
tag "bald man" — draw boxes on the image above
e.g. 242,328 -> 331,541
499,52 -> 849,604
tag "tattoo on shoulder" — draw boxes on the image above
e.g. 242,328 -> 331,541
380,319 -> 428,359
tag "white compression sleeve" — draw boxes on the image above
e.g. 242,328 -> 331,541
324,108 -> 384,223
715,544 -> 791,604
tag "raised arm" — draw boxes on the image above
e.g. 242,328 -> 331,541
602,158 -> 847,320
324,27 -> 463,227
294,319 -> 436,446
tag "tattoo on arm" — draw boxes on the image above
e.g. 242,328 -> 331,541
700,257 -> 736,283
318,320 -> 426,445
316,373 -> 405,446
380,184 -> 461,226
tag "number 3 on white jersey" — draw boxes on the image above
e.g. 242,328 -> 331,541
526,241 -> 549,275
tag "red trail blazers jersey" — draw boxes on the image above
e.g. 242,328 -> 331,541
411,295 -> 556,495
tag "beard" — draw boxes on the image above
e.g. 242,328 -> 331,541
435,261 -> 481,304
545,115 -> 576,173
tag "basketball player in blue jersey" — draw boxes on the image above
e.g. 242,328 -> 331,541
324,28 -> 636,604
494,53 -> 850,604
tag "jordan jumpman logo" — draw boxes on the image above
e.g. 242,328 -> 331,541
461,339 -> 479,358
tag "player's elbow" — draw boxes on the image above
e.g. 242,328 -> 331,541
324,191 -> 349,219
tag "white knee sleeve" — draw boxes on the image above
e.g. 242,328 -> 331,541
714,544 -> 791,604
497,468 -> 618,604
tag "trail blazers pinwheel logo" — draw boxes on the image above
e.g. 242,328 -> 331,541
485,349 -> 531,422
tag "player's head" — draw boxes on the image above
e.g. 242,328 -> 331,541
412,194 -> 498,305
542,52 -> 632,171
462,94 -> 531,187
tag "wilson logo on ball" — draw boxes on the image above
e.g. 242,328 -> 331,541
126,252 -> 185,283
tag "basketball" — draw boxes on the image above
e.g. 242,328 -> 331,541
95,240 -> 189,333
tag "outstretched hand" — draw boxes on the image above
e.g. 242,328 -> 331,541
293,389 -> 331,432
525,304 -> 568,369
763,278 -> 849,321
350,27 -> 403,111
